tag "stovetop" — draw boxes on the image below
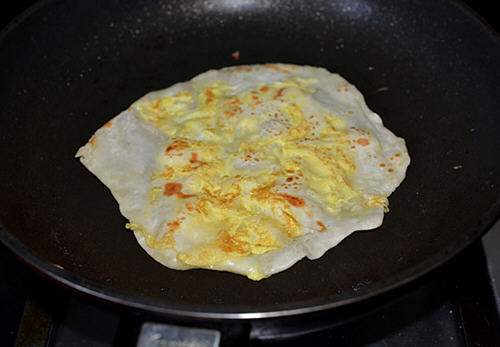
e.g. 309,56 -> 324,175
2,228 -> 500,346
2,1 -> 500,346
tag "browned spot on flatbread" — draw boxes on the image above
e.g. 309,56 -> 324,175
356,138 -> 370,146
316,221 -> 327,232
163,183 -> 195,199
152,99 -> 161,109
189,152 -> 199,163
276,193 -> 305,207
273,88 -> 285,100
166,139 -> 190,153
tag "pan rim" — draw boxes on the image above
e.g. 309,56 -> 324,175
1,0 -> 499,320
1,203 -> 498,320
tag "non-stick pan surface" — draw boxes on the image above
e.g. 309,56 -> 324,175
1,0 -> 499,319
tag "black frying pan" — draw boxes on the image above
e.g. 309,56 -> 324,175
1,0 -> 499,320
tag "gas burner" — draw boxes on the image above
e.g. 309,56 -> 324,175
2,237 -> 500,346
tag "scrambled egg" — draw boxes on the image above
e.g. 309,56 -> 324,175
76,64 -> 410,280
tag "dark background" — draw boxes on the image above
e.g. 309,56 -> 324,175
1,1 -> 499,33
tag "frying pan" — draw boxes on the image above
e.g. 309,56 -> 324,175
1,0 -> 499,320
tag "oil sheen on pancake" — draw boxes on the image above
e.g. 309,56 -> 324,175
76,64 -> 410,280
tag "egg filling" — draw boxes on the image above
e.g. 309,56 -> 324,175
76,64 -> 410,280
